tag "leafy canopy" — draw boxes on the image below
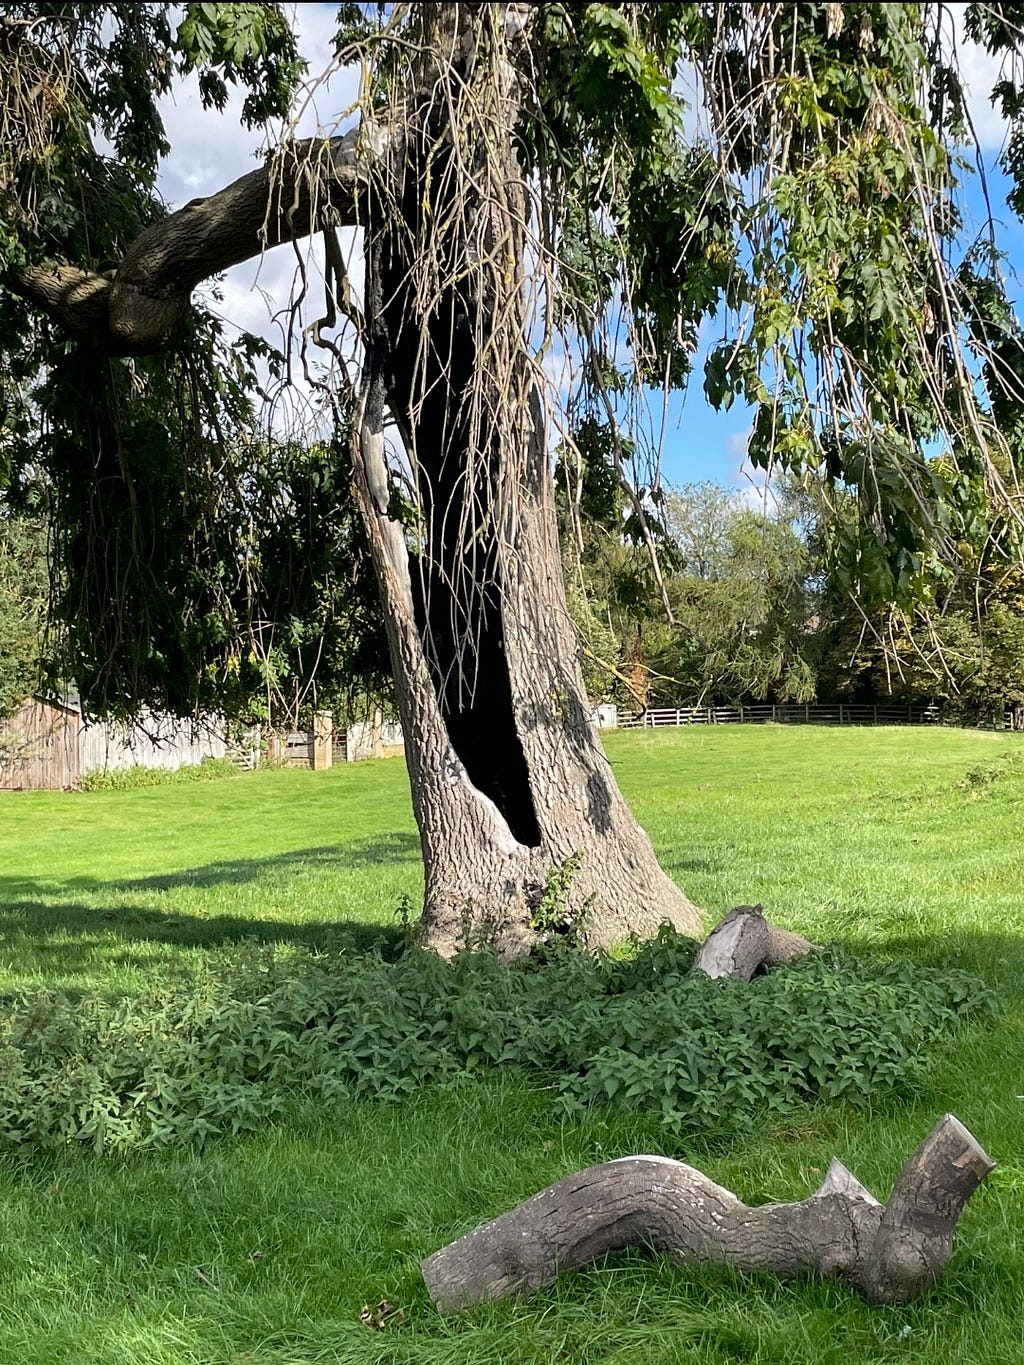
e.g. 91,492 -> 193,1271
3,4 -> 1024,716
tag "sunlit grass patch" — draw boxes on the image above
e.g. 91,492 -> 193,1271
0,725 -> 1020,1363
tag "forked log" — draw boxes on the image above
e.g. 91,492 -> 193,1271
422,1114 -> 994,1309
692,904 -> 818,980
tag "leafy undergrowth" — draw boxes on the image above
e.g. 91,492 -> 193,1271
0,928 -> 993,1152
78,756 -> 240,791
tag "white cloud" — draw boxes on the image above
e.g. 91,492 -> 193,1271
722,426 -> 777,510
947,4 -> 1010,154
723,429 -> 749,461
154,2 -> 363,418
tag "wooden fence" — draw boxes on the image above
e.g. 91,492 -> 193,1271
264,713 -> 341,770
618,703 -> 1015,729
0,697 -> 229,791
0,698 -> 81,790
272,731 -> 348,767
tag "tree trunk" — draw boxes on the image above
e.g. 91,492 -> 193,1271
691,904 -> 818,980
7,5 -> 701,957
350,6 -> 700,956
422,1114 -> 995,1309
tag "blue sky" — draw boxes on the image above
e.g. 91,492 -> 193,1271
152,4 -> 1021,498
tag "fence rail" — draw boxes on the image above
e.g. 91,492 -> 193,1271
619,703 -> 1016,730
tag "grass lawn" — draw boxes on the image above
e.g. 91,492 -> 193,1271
0,725 -> 1021,1363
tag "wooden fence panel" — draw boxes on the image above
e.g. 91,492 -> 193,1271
79,715 -> 227,773
0,700 -> 80,790
282,732 -> 314,768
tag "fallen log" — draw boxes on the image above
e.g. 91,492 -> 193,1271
692,904 -> 818,980
422,1114 -> 993,1309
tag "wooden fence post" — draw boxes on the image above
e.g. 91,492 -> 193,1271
313,710 -> 333,770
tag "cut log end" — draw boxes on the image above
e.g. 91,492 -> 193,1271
422,1115 -> 993,1311
691,904 -> 819,980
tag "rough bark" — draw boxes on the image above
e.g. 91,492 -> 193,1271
8,5 -> 702,956
692,904 -> 818,980
10,128 -> 377,353
421,1114 -> 994,1309
355,5 -> 700,955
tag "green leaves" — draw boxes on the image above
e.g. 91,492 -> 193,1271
527,3 -> 1012,605
34,330 -> 390,728
175,3 -> 305,125
0,512 -> 47,719
0,930 -> 993,1152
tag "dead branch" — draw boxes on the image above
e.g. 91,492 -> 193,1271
692,904 -> 818,980
422,1114 -> 994,1309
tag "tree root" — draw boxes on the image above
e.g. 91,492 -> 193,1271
422,1114 -> 994,1309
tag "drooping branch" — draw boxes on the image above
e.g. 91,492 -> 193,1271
9,125 -> 383,354
421,1114 -> 994,1310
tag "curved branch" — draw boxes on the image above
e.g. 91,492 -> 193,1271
9,124 -> 385,355
421,1114 -> 994,1309
7,263 -> 115,346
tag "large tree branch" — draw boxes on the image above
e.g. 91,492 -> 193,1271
9,125 -> 382,355
422,1114 -> 994,1309
8,263 -> 116,346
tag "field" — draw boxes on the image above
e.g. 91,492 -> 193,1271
0,725 -> 1021,1364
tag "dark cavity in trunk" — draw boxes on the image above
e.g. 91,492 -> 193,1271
380,144 -> 541,849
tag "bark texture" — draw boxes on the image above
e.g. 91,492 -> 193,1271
692,904 -> 818,980
422,1114 -> 994,1309
11,128 -> 376,353
352,5 -> 700,955
9,5 -> 703,956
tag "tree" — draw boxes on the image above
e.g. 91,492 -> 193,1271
648,482 -> 819,707
3,3 -> 1024,954
816,504 -> 1024,726
0,509 -> 47,719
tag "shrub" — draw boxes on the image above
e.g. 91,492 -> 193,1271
79,756 -> 239,791
0,928 -> 995,1151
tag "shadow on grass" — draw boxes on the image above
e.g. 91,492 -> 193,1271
0,899 -> 410,994
107,834 -> 422,892
0,835 -> 420,897
850,931 -> 1024,1000
0,837 -> 423,978
0,896 -> 408,951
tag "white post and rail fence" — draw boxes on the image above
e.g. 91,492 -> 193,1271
268,700 -> 1020,771
617,702 -> 1019,729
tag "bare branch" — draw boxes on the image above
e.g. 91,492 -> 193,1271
422,1115 -> 995,1309
10,126 -> 385,354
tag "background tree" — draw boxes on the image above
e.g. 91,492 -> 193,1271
4,3 -> 1024,952
0,508 -> 47,719
649,482 -> 819,707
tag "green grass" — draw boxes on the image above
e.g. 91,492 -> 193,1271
0,761 -> 421,994
0,725 -> 1022,1364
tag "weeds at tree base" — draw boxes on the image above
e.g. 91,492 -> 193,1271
0,927 -> 994,1153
